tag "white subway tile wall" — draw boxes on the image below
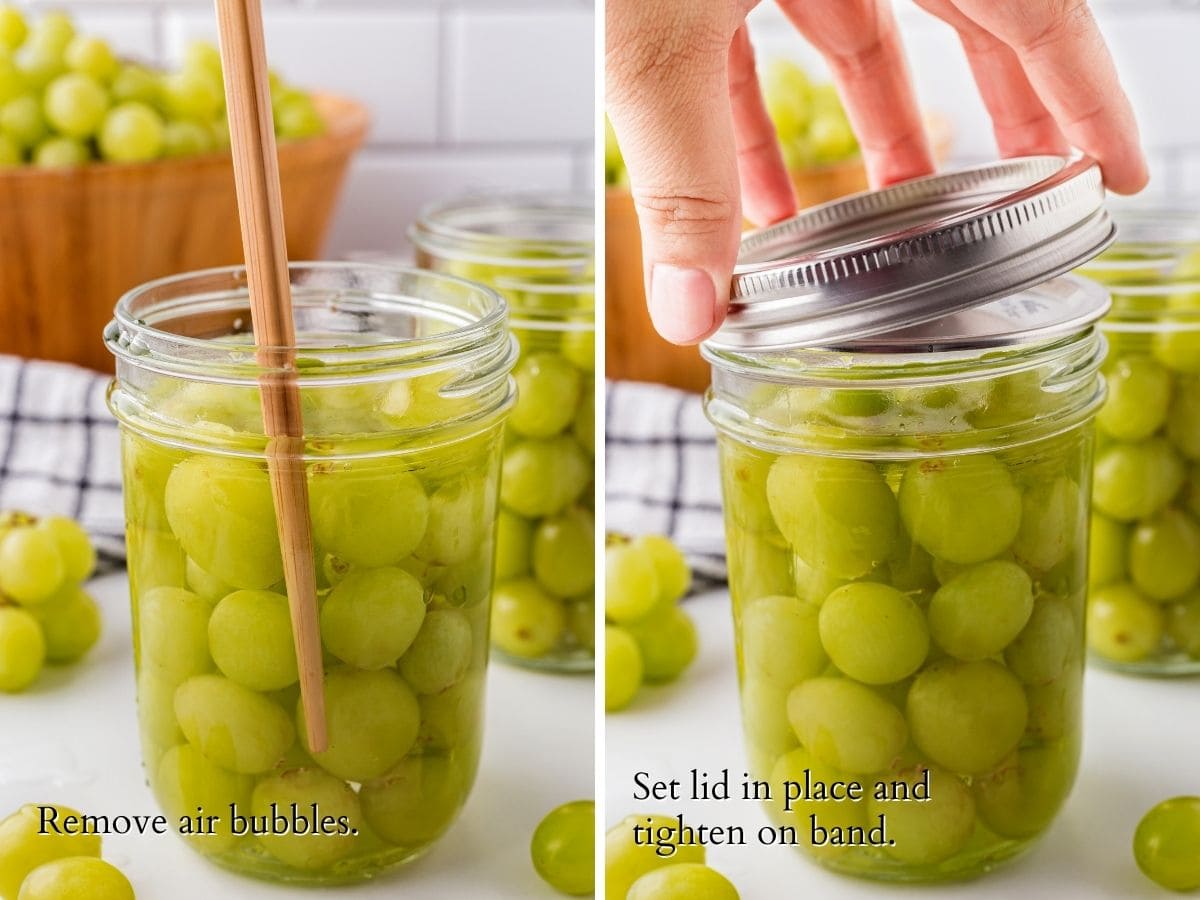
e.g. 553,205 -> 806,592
747,0 -> 1200,201
16,0 -> 594,256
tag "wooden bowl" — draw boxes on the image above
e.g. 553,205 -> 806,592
607,116 -> 954,392
0,93 -> 369,372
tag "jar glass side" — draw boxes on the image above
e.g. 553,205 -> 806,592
414,194 -> 596,672
706,332 -> 1100,881
108,264 -> 512,885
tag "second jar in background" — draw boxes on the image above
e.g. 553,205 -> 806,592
412,195 -> 596,672
1078,210 -> 1200,675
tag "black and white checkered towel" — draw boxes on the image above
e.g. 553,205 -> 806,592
0,356 -> 125,567
604,380 -> 728,585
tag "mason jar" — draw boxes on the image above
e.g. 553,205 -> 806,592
412,194 -> 595,672
105,263 -> 515,884
1074,211 -> 1200,675
703,158 -> 1112,881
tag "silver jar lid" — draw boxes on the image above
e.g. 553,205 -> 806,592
707,156 -> 1114,351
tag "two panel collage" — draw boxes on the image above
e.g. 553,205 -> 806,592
1,0 -> 1199,897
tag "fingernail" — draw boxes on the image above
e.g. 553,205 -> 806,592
649,265 -> 717,345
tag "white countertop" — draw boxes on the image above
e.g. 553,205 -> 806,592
1,573 -> 594,900
606,589 -> 1200,900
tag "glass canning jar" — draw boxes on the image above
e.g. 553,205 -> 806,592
412,194 -> 595,672
105,263 -> 515,885
702,158 -> 1114,882
1074,211 -> 1200,675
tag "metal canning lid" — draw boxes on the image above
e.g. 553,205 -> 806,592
707,156 -> 1115,351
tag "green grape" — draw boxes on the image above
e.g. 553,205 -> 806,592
974,742 -> 1078,839
44,73 -> 108,138
30,12 -> 75,54
98,101 -> 164,162
35,516 -> 95,583
361,755 -> 464,847
568,596 -> 596,651
32,136 -> 88,167
787,677 -> 908,774
14,42 -> 65,92
434,556 -> 490,609
928,560 -> 1033,661
250,767 -> 361,869
741,677 -> 798,772
32,586 -> 100,664
1166,594 -> 1200,656
494,509 -> 533,580
1,95 -> 48,148
604,814 -> 705,900
0,804 -> 101,899
562,330 -> 595,372
165,455 -> 283,589
627,863 -> 739,900
1087,583 -> 1164,663
0,133 -> 18,166
1093,439 -> 1185,521
907,660 -> 1027,774
110,65 -> 160,106
741,594 -> 826,687
768,747 -> 866,859
500,436 -> 589,518
137,669 -> 183,749
1154,330 -> 1200,374
0,607 -> 45,691
1025,664 -> 1082,741
887,531 -> 937,593
64,35 -> 119,83
1133,796 -> 1200,891
320,567 -> 425,670
138,586 -> 213,683
298,667 -> 419,782
417,673 -> 483,752
530,800 -> 595,896
161,70 -> 222,121
573,385 -> 595,455
871,765 -> 974,865
175,674 -> 295,773
625,604 -> 697,684
1004,593 -> 1075,685
1089,513 -> 1128,588
310,466 -> 429,568
156,743 -> 252,853
1129,509 -> 1200,600
533,507 -> 594,598
1168,376 -> 1200,460
605,625 -> 642,711
491,578 -> 566,659
183,41 -> 223,79
634,534 -> 691,602
207,589 -> 297,691
416,475 -> 490,565
185,557 -> 232,603
0,5 -> 27,50
162,119 -> 213,158
818,582 -> 928,684
509,352 -> 582,438
721,445 -> 778,535
1012,477 -> 1080,572
274,93 -> 324,140
762,59 -> 812,137
605,542 -> 661,623
1097,355 -> 1171,440
399,609 -> 472,694
0,526 -> 65,604
16,856 -> 133,900
899,454 -> 1022,564
766,455 -> 898,579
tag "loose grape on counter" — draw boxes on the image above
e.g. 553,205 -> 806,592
604,534 -> 698,712
0,803 -> 135,899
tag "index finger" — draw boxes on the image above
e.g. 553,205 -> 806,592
778,0 -> 934,187
951,0 -> 1148,194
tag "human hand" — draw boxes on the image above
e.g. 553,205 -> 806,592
606,0 -> 1149,345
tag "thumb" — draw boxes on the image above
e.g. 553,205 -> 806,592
606,3 -> 743,346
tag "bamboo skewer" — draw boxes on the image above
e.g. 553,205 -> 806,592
214,0 -> 327,751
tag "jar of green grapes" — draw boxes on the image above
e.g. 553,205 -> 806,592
412,195 -> 595,672
105,263 -> 515,884
703,159 -> 1113,881
1075,211 -> 1200,674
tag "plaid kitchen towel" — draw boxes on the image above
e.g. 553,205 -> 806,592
0,355 -> 125,567
605,380 -> 728,585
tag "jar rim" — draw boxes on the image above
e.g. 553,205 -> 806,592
104,261 -> 513,385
